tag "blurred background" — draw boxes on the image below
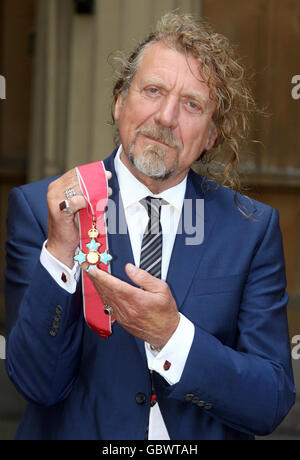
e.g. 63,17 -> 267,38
0,0 -> 300,440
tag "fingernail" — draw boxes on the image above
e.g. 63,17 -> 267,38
85,265 -> 96,275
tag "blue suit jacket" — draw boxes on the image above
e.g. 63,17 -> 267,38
5,150 -> 295,440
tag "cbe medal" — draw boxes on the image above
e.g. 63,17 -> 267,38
74,219 -> 112,271
74,161 -> 114,338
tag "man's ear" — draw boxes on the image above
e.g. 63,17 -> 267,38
205,122 -> 218,151
114,91 -> 124,122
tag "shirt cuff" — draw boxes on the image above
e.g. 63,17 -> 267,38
145,313 -> 195,385
40,240 -> 80,294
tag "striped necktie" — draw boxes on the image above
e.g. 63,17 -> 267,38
139,196 -> 163,279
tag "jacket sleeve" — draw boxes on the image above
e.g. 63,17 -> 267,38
5,186 -> 84,406
166,207 -> 296,436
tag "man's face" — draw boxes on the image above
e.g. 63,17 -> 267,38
114,41 -> 217,186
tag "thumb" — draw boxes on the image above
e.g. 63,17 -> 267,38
125,263 -> 163,292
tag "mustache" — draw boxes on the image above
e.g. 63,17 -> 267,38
136,126 -> 182,150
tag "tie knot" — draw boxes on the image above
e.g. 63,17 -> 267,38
140,196 -> 163,219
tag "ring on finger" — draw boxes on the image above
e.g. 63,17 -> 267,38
104,304 -> 114,316
65,188 -> 76,200
59,199 -> 74,216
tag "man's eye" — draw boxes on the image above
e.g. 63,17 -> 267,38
146,87 -> 159,95
187,101 -> 200,111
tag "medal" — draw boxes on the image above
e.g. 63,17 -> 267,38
74,218 -> 112,270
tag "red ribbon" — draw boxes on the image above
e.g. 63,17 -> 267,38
76,161 -> 114,338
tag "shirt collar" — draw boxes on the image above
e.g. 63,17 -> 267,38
114,146 -> 187,212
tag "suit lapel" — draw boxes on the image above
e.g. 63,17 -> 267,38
166,170 -> 219,312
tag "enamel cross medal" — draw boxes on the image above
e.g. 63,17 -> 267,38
74,218 -> 112,271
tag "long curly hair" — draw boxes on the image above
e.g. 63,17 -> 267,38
112,12 -> 258,196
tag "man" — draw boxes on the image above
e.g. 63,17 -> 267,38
5,12 -> 295,440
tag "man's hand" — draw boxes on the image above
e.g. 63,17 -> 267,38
46,168 -> 112,268
87,263 -> 180,349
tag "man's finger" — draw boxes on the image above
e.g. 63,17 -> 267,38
87,265 -> 136,296
125,263 -> 165,293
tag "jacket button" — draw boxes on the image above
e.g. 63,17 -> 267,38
136,392 -> 147,405
196,400 -> 206,407
56,305 -> 63,315
49,327 -> 57,337
52,317 -> 60,327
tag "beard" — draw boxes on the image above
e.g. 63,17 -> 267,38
127,125 -> 182,180
129,143 -> 175,179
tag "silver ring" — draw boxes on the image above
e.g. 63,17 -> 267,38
65,188 -> 76,200
59,199 -> 74,216
104,304 -> 114,316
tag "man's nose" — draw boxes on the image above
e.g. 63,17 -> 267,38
154,95 -> 179,129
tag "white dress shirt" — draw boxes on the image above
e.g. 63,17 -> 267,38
40,146 -> 195,439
